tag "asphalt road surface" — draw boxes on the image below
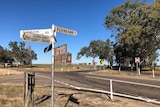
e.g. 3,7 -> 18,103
54,71 -> 160,101
0,70 -> 160,102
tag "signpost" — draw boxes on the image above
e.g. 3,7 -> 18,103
51,24 -> 77,107
54,44 -> 67,56
20,24 -> 77,107
20,29 -> 53,44
51,32 -> 55,107
21,32 -> 52,43
20,29 -> 53,36
44,44 -> 72,64
54,53 -> 72,64
100,59 -> 104,65
99,59 -> 104,71
135,57 -> 140,63
135,57 -> 140,75
54,25 -> 77,36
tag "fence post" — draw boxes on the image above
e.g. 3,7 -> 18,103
24,72 -> 26,106
110,80 -> 113,100
24,72 -> 35,107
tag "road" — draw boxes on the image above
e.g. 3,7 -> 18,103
0,70 -> 160,102
54,71 -> 160,101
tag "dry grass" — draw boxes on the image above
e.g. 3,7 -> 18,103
0,65 -> 95,73
0,68 -> 23,76
90,69 -> 160,79
0,66 -> 160,107
0,85 -> 23,107
0,84 -> 159,107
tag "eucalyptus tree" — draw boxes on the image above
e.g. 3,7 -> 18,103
0,45 -> 15,68
104,0 -> 160,68
77,39 -> 115,70
98,39 -> 114,69
9,41 -> 20,67
0,46 -> 10,63
77,40 -> 104,66
0,46 -> 6,63
9,41 -> 37,67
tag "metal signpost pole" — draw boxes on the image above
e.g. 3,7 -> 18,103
136,62 -> 138,74
135,57 -> 140,75
51,41 -> 54,107
138,64 -> 140,75
51,26 -> 56,107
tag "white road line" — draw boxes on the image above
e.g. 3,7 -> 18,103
86,76 -> 160,89
69,85 -> 74,88
65,83 -> 69,86
54,79 -> 160,104
56,80 -> 60,83
54,79 -> 77,88
35,74 -> 51,80
60,82 -> 64,84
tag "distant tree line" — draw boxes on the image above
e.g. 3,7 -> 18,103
77,39 -> 114,68
77,0 -> 160,70
0,41 -> 37,67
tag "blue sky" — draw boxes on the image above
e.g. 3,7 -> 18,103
1,0 -> 158,65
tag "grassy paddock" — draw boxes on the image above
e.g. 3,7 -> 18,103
0,85 -> 159,107
0,85 -> 23,107
11,64 -> 96,72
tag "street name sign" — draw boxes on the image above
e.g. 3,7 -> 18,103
54,25 -> 77,36
54,44 -> 67,55
21,32 -> 52,43
20,29 -> 53,36
20,29 -> 54,44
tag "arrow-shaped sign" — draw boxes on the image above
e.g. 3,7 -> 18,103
53,25 -> 77,36
22,32 -> 52,43
20,29 -> 53,37
44,44 -> 52,53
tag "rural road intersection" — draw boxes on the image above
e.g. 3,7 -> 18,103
0,70 -> 160,102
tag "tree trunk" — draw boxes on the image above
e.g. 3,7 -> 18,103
13,57 -> 19,67
119,64 -> 121,71
92,57 -> 96,70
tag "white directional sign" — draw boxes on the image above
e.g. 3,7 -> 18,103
21,32 -> 52,43
20,29 -> 53,43
53,25 -> 77,36
20,29 -> 53,37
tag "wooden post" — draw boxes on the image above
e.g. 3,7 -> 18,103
24,72 -> 26,106
24,72 -> 35,107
